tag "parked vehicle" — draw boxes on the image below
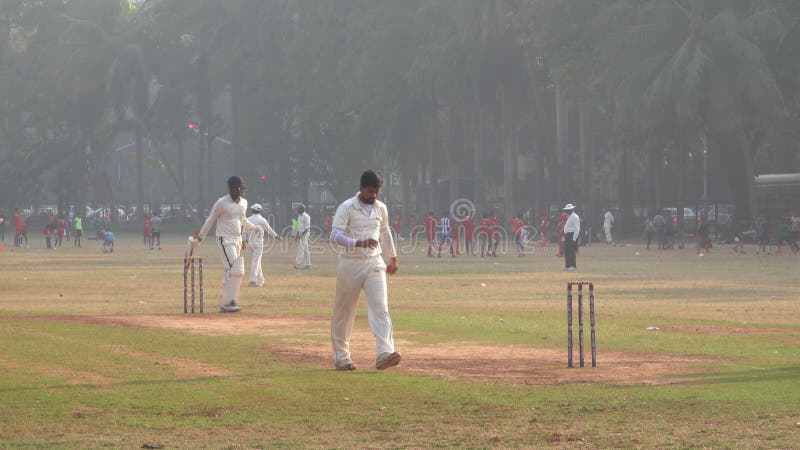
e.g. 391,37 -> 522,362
699,204 -> 734,225
662,207 -> 698,234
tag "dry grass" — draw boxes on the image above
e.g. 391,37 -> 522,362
1,232 -> 798,448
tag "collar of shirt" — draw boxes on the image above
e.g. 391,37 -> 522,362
353,194 -> 375,215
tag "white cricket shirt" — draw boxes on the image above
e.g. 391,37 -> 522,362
246,213 -> 278,240
331,194 -> 396,258
199,194 -> 253,240
564,212 -> 581,237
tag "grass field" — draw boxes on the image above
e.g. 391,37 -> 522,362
1,231 -> 798,448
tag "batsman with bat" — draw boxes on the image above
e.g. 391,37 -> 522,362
329,170 -> 400,371
192,175 -> 255,313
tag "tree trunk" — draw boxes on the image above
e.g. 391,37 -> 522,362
230,75 -> 244,175
739,131 -> 759,220
555,83 -> 568,201
426,108 -> 435,213
676,144 -> 688,248
206,132 -> 214,201
177,135 -> 186,219
135,124 -> 144,221
402,174 -> 412,231
619,146 -> 632,237
579,98 -> 593,226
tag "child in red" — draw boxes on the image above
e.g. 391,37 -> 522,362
424,212 -> 436,257
56,217 -> 66,248
479,213 -> 492,258
539,214 -> 549,246
43,224 -> 53,249
392,214 -> 401,239
462,215 -> 474,255
556,212 -> 568,257
489,213 -> 500,257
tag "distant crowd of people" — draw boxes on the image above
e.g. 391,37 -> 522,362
641,210 -> 799,255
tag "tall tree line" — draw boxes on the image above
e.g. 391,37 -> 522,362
1,0 -> 798,230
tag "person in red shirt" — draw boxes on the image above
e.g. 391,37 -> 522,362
539,214 -> 549,246
392,214 -> 401,239
556,212 -> 568,257
43,222 -> 53,249
479,212 -> 492,258
323,215 -> 333,236
13,208 -> 23,247
424,212 -> 436,257
462,215 -> 474,255
55,216 -> 66,248
511,213 -> 526,256
489,212 -> 500,257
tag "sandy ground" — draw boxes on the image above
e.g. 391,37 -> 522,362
55,313 -> 724,386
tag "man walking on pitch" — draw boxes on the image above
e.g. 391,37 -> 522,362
563,203 -> 580,270
193,175 -> 255,313
293,204 -> 312,269
246,203 -> 281,287
329,170 -> 400,371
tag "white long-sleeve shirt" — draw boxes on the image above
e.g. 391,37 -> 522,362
564,212 -> 581,240
297,212 -> 311,235
199,194 -> 253,241
246,213 -> 278,241
604,211 -> 614,227
330,194 -> 396,258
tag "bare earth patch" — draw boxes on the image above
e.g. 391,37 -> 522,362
659,324 -> 794,335
49,313 -> 729,386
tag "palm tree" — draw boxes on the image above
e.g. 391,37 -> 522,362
605,0 -> 785,222
107,41 -> 150,222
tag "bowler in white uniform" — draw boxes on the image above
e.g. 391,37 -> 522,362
195,176 -> 255,312
329,170 -> 400,371
246,203 -> 281,287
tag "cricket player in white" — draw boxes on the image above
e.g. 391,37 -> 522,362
604,208 -> 615,244
293,204 -> 312,269
246,203 -> 281,287
195,176 -> 254,312
329,170 -> 400,371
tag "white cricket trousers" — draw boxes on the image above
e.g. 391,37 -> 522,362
604,224 -> 613,243
249,240 -> 264,286
331,256 -> 395,364
295,232 -> 311,267
217,237 -> 245,308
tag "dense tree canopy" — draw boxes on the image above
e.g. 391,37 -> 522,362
1,0 -> 798,231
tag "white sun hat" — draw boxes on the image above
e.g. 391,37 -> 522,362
251,203 -> 262,212
563,203 -> 576,210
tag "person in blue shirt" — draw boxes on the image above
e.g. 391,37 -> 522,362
101,228 -> 115,253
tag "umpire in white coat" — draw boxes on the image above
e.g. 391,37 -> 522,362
329,170 -> 401,371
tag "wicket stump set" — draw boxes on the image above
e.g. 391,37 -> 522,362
183,257 -> 204,313
567,281 -> 596,367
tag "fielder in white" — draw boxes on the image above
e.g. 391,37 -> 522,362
604,208 -> 615,244
293,204 -> 312,269
195,176 -> 254,313
329,170 -> 400,371
246,203 -> 281,287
